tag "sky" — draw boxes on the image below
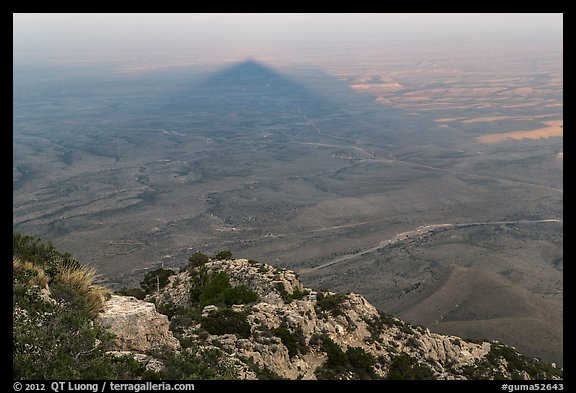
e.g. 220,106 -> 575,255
13,13 -> 563,65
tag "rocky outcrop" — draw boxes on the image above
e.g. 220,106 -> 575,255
205,259 -> 303,305
143,259 -> 561,380
101,258 -> 562,380
152,259 -> 303,308
95,295 -> 180,353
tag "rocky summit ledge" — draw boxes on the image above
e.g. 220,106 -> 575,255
98,258 -> 562,380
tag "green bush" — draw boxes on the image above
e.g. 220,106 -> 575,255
224,284 -> 258,305
314,365 -> 341,380
294,327 -> 309,355
13,232 -> 81,278
346,347 -> 376,375
189,266 -> 210,303
290,289 -> 310,301
12,234 -> 128,378
364,312 -> 403,343
141,268 -> 175,295
156,301 -> 184,320
117,287 -> 146,300
199,272 -> 231,307
387,353 -> 436,380
195,271 -> 258,308
276,284 -> 310,304
144,347 -> 238,380
315,337 -> 377,380
214,250 -> 233,260
188,252 -> 210,268
321,336 -> 347,367
201,309 -> 251,338
168,307 -> 201,336
315,292 -> 346,317
272,327 -> 299,358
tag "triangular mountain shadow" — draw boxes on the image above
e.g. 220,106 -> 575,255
166,59 -> 337,116
199,59 -> 313,91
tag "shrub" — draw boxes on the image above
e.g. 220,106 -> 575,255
13,232 -> 81,277
450,338 -> 462,347
407,336 -> 420,349
482,343 -> 563,380
321,336 -> 347,367
294,327 -> 309,355
189,266 -> 210,303
276,284 -> 310,304
290,289 -> 310,301
12,235 -> 141,379
314,365 -> 341,380
315,292 -> 346,317
214,250 -> 233,260
188,252 -> 209,268
13,252 -> 109,320
141,268 -> 175,295
195,271 -> 258,308
117,287 -> 146,300
199,272 -> 230,307
399,323 -> 415,335
364,315 -> 385,342
168,307 -> 201,335
315,337 -> 377,380
240,356 -> 285,380
272,327 -> 299,358
224,284 -> 258,305
387,353 -> 436,380
365,311 -> 404,333
201,309 -> 251,339
346,347 -> 376,375
144,346 -> 238,380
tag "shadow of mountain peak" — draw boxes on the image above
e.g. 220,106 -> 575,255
168,59 -> 338,116
202,59 -> 286,85
199,59 -> 318,93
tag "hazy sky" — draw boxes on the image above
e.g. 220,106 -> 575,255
13,13 -> 562,64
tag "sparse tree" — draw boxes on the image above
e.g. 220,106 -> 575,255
214,250 -> 233,260
188,252 -> 209,267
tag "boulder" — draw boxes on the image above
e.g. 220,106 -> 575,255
95,295 -> 180,353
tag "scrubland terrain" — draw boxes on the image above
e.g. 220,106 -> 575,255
13,42 -> 562,363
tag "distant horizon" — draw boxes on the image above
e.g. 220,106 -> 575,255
13,13 -> 562,66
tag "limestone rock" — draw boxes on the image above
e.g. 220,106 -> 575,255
150,271 -> 192,308
95,295 -> 180,353
202,305 -> 219,317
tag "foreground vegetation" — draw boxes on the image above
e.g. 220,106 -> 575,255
13,233 -> 140,379
13,234 -> 238,380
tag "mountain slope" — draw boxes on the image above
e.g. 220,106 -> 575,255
12,234 -> 562,380
127,258 -> 562,380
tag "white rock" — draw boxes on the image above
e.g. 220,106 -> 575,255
202,305 -> 219,317
95,295 -> 180,353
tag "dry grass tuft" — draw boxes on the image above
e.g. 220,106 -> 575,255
13,257 -> 50,288
56,264 -> 111,318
